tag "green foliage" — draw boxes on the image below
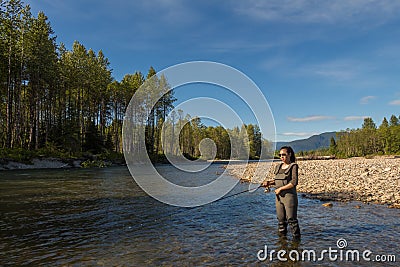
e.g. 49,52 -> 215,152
157,116 -> 269,160
389,115 -> 399,126
83,121 -> 105,154
0,143 -> 68,163
362,117 -> 377,130
330,116 -> 399,158
81,159 -> 111,168
0,0 -> 175,161
0,0 -> 285,163
0,148 -> 35,164
296,116 -> 400,158
329,137 -> 337,155
296,148 -> 331,159
36,142 -> 70,158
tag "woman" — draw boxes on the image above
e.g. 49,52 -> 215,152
263,146 -> 301,239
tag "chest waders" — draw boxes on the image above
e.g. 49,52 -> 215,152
274,163 -> 301,239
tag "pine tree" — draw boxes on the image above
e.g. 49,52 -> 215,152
329,136 -> 337,155
389,115 -> 399,126
1,0 -> 24,148
378,117 -> 390,154
25,11 -> 58,149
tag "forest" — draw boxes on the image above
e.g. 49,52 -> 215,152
334,116 -> 400,157
0,0 -> 272,162
298,116 -> 400,158
1,0 -> 399,164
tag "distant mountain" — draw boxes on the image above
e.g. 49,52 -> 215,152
276,132 -> 337,152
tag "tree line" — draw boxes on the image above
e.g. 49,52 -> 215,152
1,0 -> 273,161
149,118 -> 273,161
333,115 -> 400,157
298,115 -> 400,158
1,0 -> 123,155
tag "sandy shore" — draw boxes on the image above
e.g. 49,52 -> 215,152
225,156 -> 400,208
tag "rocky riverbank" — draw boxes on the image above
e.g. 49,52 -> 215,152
0,158 -> 83,170
225,157 -> 400,208
0,157 -> 122,170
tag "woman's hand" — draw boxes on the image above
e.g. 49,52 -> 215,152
261,180 -> 274,187
275,188 -> 282,195
275,183 -> 294,195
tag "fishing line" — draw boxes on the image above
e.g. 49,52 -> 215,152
128,184 -> 268,233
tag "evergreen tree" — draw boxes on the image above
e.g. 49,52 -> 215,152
389,115 -> 399,126
329,136 -> 337,155
378,117 -> 390,154
25,11 -> 58,149
1,0 -> 24,148
362,117 -> 376,130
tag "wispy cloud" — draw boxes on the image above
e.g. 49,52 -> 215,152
360,96 -> 376,104
299,59 -> 374,81
203,40 -> 282,53
287,115 -> 334,122
389,99 -> 400,105
344,116 -> 370,121
233,0 -> 400,26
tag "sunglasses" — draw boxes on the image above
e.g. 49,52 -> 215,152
279,153 -> 288,157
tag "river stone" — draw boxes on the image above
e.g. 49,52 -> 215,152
225,157 -> 400,209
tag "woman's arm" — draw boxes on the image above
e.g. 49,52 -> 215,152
274,182 -> 294,194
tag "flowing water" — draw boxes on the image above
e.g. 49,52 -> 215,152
0,165 -> 399,266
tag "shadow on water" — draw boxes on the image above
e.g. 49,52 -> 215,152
0,166 -> 399,266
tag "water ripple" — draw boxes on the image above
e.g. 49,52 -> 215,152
0,166 -> 399,266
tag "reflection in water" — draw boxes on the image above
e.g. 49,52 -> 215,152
0,165 -> 399,266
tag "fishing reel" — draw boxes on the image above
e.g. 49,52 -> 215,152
261,180 -> 273,193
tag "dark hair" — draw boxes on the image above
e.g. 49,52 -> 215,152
280,146 -> 296,163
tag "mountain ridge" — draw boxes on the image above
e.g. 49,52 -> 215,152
276,131 -> 337,152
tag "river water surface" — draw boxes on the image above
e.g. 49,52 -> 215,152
1,165 -> 399,266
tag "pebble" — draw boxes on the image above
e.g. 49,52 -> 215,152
225,156 -> 400,209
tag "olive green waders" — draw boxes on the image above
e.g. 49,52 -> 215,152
274,163 -> 301,239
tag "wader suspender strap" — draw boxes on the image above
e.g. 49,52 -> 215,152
274,163 -> 296,175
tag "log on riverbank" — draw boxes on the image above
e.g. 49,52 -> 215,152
225,156 -> 400,208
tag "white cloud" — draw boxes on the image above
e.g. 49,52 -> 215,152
287,115 -> 334,122
360,96 -> 376,104
299,59 -> 374,81
389,99 -> 400,105
233,0 -> 400,26
204,40 -> 281,53
344,116 -> 370,121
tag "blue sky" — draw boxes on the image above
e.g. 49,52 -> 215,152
29,0 -> 400,142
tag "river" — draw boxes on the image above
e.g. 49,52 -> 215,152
0,165 -> 399,266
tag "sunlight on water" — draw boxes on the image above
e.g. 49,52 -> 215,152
0,166 -> 399,266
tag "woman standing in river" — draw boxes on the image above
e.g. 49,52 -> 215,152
263,146 -> 301,240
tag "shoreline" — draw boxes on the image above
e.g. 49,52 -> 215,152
0,157 -> 273,170
0,158 -> 82,170
2,156 -> 400,209
0,157 -> 126,171
225,156 -> 400,209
